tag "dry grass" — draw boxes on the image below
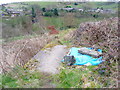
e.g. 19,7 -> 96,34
1,33 -> 55,73
70,17 -> 119,88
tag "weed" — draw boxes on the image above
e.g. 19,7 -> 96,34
53,65 -> 101,88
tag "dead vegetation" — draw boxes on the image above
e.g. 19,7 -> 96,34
72,17 -> 118,60
1,33 -> 55,73
1,16 -> 119,88
69,17 -> 119,87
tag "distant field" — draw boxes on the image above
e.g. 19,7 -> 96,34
9,2 -> 118,10
43,15 -> 116,30
1,2 -> 118,39
24,2 -> 58,8
92,2 -> 118,10
4,3 -> 27,9
25,2 -> 118,10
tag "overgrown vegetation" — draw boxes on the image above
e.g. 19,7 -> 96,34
53,65 -> 102,88
1,1 -> 118,88
2,2 -> 117,40
69,17 -> 118,88
1,65 -> 53,88
1,17 -> 118,88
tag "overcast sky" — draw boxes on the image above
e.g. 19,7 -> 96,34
0,0 -> 119,5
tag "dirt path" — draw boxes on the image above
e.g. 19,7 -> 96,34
33,45 -> 68,74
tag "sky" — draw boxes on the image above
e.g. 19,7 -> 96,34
0,0 -> 119,5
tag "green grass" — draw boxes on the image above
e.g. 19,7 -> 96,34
1,66 -> 46,88
11,2 -> 118,11
2,34 -> 40,44
26,2 -> 118,10
1,18 -> 117,88
53,65 -> 103,88
32,23 -> 41,31
1,74 -> 18,88
44,17 -> 64,29
2,13 -> 115,43
24,2 -> 58,8
68,2 -> 118,10
0,59 -> 115,88
0,18 -> 2,23
2,16 -> 31,28
93,2 -> 118,10
43,16 -> 109,30
1,2 -> 118,87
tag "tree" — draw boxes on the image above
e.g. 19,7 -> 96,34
101,7 -> 103,10
97,7 -> 99,9
65,5 -> 71,8
93,14 -> 98,18
42,7 -> 46,12
31,4 -> 41,23
1,5 -> 6,11
31,7 -> 36,23
74,3 -> 78,5
32,7 -> 36,18
44,12 -> 53,17
36,16 -> 48,34
53,8 -> 59,16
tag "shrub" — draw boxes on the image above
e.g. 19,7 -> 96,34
1,66 -> 44,88
53,66 -> 102,88
2,16 -> 33,39
93,14 -> 99,18
71,17 -> 118,88
42,7 -> 46,12
44,11 -> 54,17
32,23 -> 40,31
74,3 -> 78,5
65,5 -> 72,8
53,8 -> 59,16
63,13 -> 77,28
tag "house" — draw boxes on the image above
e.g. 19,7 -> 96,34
10,11 -> 21,17
2,11 -> 10,18
87,8 -> 115,14
6,8 -> 24,17
78,9 -> 84,12
101,9 -> 116,14
61,8 -> 75,11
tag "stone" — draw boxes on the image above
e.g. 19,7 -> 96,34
78,47 -> 102,58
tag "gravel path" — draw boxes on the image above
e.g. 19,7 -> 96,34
33,45 -> 68,74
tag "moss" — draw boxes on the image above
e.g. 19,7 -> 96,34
41,43 -> 58,51
23,59 -> 39,70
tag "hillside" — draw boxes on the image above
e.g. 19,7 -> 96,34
0,1 -> 119,88
1,17 -> 118,88
4,2 -> 118,10
1,1 -> 118,40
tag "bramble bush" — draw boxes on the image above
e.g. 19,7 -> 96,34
71,17 -> 118,88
